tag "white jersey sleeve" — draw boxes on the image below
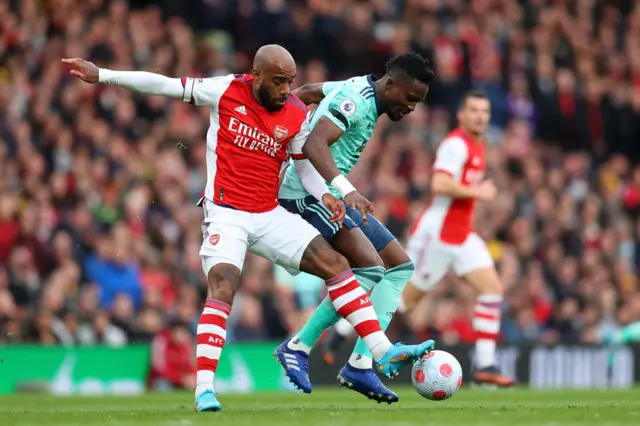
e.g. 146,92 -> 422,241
288,113 -> 311,159
433,136 -> 468,179
98,70 -> 233,108
288,113 -> 330,202
181,75 -> 234,106
99,69 -> 184,98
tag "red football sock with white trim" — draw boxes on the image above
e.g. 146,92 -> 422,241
473,294 -> 502,369
195,299 -> 231,397
326,270 -> 391,360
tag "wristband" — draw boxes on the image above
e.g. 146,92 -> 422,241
330,175 -> 356,197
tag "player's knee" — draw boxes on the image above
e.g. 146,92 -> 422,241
207,264 -> 241,305
463,267 -> 503,295
315,250 -> 351,279
300,236 -> 351,280
353,251 -> 384,269
474,269 -> 503,295
332,227 -> 384,269
479,278 -> 503,295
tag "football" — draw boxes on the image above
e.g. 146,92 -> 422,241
412,350 -> 463,401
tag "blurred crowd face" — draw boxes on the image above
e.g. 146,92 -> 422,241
138,308 -> 163,336
170,324 -> 191,344
458,95 -> 491,137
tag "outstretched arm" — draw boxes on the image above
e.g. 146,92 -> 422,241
62,58 -> 183,97
61,58 -> 228,106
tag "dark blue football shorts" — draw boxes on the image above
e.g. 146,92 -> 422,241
279,195 -> 396,252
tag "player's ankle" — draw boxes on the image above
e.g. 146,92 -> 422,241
370,339 -> 392,360
195,382 -> 214,397
348,354 -> 373,370
287,336 -> 311,354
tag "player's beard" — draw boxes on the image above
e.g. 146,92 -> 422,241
258,86 -> 285,111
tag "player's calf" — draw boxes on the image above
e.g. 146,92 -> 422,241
462,267 -> 514,386
195,263 -> 241,407
463,266 -> 503,296
299,236 -> 393,358
207,263 -> 241,305
463,267 -> 503,368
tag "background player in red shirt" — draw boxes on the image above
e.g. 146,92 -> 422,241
62,45 -> 435,412
403,90 -> 516,387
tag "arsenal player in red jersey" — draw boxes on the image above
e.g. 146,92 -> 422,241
403,90 -> 515,387
62,45 -> 435,412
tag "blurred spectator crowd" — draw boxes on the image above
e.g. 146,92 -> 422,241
2,0 -> 640,355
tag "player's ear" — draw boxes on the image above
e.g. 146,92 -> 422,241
251,68 -> 260,82
384,78 -> 394,93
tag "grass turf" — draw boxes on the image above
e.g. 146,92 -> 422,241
1,387 -> 639,426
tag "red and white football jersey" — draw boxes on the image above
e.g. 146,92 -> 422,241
415,128 -> 485,245
182,74 -> 309,213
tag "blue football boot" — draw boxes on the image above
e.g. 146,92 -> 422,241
274,339 -> 312,393
194,389 -> 222,412
337,363 -> 399,404
376,340 -> 435,378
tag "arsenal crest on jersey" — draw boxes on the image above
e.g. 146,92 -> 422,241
209,234 -> 220,246
274,125 -> 288,142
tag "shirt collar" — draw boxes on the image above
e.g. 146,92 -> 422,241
366,74 -> 383,116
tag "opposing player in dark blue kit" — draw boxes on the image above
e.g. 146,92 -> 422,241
275,53 -> 436,403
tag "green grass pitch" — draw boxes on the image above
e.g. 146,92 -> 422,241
1,387 -> 639,426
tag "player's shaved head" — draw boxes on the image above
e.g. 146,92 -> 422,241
253,44 -> 295,71
251,45 -> 297,111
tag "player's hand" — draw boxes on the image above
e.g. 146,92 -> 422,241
322,193 -> 346,224
61,58 -> 99,83
476,179 -> 497,201
344,191 -> 375,224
